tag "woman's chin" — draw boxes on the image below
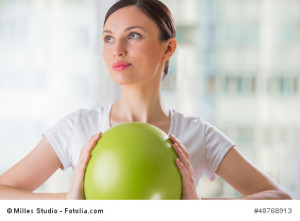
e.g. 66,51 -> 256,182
111,76 -> 137,86
110,73 -> 141,86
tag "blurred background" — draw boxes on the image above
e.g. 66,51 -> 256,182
0,0 -> 299,199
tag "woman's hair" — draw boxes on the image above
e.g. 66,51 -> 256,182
104,0 -> 176,80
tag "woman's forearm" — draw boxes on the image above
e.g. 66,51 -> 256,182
238,190 -> 291,200
202,190 -> 292,200
0,185 -> 66,200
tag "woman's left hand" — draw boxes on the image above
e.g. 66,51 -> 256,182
169,134 -> 199,200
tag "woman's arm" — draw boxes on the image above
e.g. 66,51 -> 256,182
210,146 -> 292,200
170,135 -> 291,200
0,136 -> 65,199
0,132 -> 102,200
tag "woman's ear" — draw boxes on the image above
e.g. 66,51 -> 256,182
162,38 -> 177,61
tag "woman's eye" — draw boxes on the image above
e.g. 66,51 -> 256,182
104,36 -> 114,43
128,33 -> 141,40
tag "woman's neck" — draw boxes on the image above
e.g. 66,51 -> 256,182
109,83 -> 170,133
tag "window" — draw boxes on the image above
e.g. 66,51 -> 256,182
268,76 -> 298,95
237,127 -> 254,145
222,76 -> 256,95
220,24 -> 259,47
279,24 -> 300,45
221,0 -> 259,23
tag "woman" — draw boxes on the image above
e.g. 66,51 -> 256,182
0,0 -> 291,200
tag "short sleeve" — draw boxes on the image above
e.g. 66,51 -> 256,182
43,111 -> 78,170
204,121 -> 236,181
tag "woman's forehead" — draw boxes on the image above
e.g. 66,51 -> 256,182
103,6 -> 158,32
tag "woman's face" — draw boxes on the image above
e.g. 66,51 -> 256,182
102,6 -> 168,86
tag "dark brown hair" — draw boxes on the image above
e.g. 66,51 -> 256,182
104,0 -> 176,80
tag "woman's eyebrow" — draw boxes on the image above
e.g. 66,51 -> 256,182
124,26 -> 146,31
103,26 -> 146,34
102,29 -> 113,34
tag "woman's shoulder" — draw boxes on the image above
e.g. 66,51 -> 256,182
171,109 -> 205,125
75,103 -> 112,119
58,103 -> 112,130
170,109 -> 206,134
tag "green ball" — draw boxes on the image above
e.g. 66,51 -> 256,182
84,122 -> 182,199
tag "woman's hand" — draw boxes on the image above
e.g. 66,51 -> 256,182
169,134 -> 199,200
65,132 -> 102,200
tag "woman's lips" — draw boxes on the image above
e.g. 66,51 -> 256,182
112,61 -> 132,71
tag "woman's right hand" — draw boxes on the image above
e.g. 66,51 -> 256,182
65,132 -> 102,200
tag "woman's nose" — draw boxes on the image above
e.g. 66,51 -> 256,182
113,41 -> 127,57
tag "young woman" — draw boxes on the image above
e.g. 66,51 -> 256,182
0,0 -> 291,200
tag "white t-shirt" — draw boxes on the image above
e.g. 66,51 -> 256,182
44,104 -> 235,184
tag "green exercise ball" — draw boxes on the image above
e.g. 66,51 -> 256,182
83,122 -> 182,199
